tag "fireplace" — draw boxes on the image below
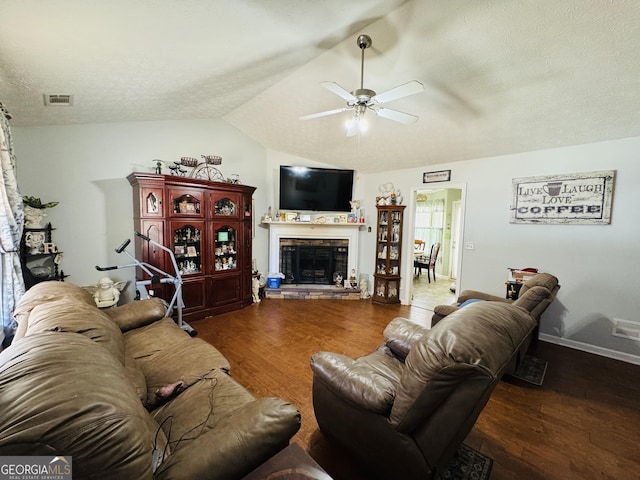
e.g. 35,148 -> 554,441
267,221 -> 361,287
280,239 -> 348,285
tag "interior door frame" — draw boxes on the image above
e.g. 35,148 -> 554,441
449,199 -> 462,280
402,183 -> 467,306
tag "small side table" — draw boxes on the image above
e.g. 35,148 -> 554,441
242,443 -> 333,480
505,281 -> 523,300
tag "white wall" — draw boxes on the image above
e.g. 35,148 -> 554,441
361,137 -> 640,363
13,119 -> 267,299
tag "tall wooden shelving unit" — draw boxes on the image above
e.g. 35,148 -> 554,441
372,205 -> 405,304
128,173 -> 256,322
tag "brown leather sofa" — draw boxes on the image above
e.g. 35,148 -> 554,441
0,281 -> 301,480
310,301 -> 537,480
431,272 -> 560,328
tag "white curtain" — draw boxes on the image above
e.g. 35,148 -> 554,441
414,199 -> 444,248
0,102 -> 25,347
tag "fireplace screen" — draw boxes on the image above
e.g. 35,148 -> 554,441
280,238 -> 348,285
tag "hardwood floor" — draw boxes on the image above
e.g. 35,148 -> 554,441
190,299 -> 640,480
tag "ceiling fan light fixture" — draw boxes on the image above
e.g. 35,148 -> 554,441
345,110 -> 368,136
358,117 -> 368,133
300,33 -> 424,131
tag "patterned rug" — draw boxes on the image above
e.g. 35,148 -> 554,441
436,443 -> 493,480
510,355 -> 548,386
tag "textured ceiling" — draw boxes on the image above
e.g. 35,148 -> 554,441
1,0 -> 639,173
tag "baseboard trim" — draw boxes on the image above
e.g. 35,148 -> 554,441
539,333 -> 640,366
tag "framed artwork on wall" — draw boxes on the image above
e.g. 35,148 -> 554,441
510,170 -> 615,224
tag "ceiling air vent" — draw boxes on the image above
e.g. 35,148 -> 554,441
43,94 -> 74,106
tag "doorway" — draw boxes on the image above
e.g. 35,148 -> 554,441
409,187 -> 464,311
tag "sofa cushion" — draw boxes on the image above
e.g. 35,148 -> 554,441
123,317 -> 231,406
13,281 -> 95,341
154,396 -> 301,480
0,332 -> 167,479
104,297 -> 167,332
18,298 -> 126,364
151,369 -> 256,445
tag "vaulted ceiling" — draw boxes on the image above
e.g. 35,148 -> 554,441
1,0 -> 639,173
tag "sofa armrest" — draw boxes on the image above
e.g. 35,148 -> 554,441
433,304 -> 461,317
457,290 -> 511,304
104,298 -> 167,332
155,398 -> 301,480
310,352 -> 396,414
383,317 -> 429,361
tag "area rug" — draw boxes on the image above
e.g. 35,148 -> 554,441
510,355 -> 548,386
436,443 -> 493,480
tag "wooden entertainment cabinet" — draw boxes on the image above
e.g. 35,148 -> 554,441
128,173 -> 256,322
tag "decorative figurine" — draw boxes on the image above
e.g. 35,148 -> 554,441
359,277 -> 370,299
376,182 -> 398,206
23,196 -> 59,228
24,231 -> 45,254
348,269 -> 358,289
92,276 -> 127,308
252,277 -> 261,303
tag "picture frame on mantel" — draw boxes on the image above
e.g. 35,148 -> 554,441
423,170 -> 451,183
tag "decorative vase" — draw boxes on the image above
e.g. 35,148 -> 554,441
24,205 -> 47,228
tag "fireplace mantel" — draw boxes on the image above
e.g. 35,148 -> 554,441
265,221 -> 363,279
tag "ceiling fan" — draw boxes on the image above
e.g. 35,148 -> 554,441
300,34 -> 425,136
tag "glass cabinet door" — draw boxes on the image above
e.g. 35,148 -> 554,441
172,223 -> 203,275
169,188 -> 203,217
214,224 -> 237,271
142,187 -> 163,217
214,197 -> 238,217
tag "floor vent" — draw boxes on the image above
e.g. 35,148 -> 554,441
612,318 -> 640,341
43,94 -> 74,106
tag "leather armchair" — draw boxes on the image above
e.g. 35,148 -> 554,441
310,301 -> 537,480
432,272 -> 560,327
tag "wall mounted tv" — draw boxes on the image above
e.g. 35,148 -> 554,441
279,166 -> 355,212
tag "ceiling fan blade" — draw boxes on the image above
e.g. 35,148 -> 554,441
373,107 -> 419,125
370,80 -> 424,105
321,81 -> 357,102
299,107 -> 351,121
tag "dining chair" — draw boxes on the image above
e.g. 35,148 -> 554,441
413,240 -> 427,276
426,242 -> 441,283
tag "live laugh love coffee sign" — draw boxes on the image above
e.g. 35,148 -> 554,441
510,170 -> 615,224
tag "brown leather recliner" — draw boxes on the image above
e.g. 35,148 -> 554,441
432,272 -> 560,327
310,301 -> 537,480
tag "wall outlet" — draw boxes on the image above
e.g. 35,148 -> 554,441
612,318 -> 640,341
464,242 -> 474,250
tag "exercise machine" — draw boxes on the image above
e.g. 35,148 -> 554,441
96,231 -> 196,336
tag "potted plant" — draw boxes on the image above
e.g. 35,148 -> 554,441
23,196 -> 59,228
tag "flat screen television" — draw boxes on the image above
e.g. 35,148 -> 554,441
279,166 -> 354,212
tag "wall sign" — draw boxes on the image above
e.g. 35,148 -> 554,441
423,170 -> 451,183
510,170 -> 615,224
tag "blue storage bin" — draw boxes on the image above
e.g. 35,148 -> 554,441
267,277 -> 281,288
